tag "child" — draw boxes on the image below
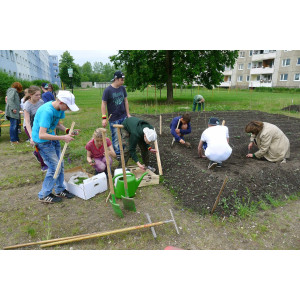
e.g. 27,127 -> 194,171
32,90 -> 80,204
85,128 -> 116,174
170,113 -> 192,147
193,95 -> 205,112
23,86 -> 48,171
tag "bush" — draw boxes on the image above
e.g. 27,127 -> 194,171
255,87 -> 300,93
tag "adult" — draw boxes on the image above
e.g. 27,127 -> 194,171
245,121 -> 290,163
121,116 -> 157,172
5,82 -> 23,144
23,86 -> 48,171
47,83 -> 57,99
193,95 -> 205,112
41,83 -> 55,103
32,90 -> 80,203
198,117 -> 232,169
101,71 -> 131,161
170,113 -> 192,147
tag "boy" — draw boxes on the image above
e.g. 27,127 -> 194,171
193,95 -> 205,112
121,116 -> 157,172
32,90 -> 80,203
170,113 -> 191,147
198,117 -> 232,169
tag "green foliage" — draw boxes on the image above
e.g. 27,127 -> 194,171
58,51 -> 81,87
255,87 -> 300,93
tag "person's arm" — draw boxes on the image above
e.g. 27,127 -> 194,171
86,150 -> 95,165
101,100 -> 108,127
56,121 -> 80,135
198,140 -> 204,157
39,127 -> 74,143
124,97 -> 131,118
170,118 -> 182,141
180,122 -> 191,135
253,133 -> 272,159
24,110 -> 35,146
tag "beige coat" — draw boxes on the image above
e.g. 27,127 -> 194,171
250,122 -> 290,162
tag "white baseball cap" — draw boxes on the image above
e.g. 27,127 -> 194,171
143,127 -> 157,142
57,91 -> 79,112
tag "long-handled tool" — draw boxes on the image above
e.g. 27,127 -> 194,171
211,175 -> 229,214
100,128 -> 123,218
154,138 -> 163,175
113,124 -> 136,212
171,118 -> 181,147
40,209 -> 180,248
53,121 -> 75,179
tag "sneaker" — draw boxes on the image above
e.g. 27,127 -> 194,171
147,166 -> 156,173
217,163 -> 222,168
41,165 -> 48,172
10,141 -> 19,146
57,189 -> 75,199
39,193 -> 62,204
208,161 -> 217,170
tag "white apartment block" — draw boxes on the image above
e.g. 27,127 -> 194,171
220,50 -> 300,89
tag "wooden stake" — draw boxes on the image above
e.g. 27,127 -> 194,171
154,139 -> 163,175
159,115 -> 162,135
53,121 -> 75,179
211,176 -> 229,214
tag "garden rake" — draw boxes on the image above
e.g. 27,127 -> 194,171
100,128 -> 123,218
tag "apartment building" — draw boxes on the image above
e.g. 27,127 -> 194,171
0,50 -> 61,87
220,50 -> 300,89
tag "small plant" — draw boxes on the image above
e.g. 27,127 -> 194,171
44,215 -> 52,240
26,226 -> 36,238
265,193 -> 282,208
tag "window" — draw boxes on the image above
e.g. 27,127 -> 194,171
257,75 -> 261,81
247,63 -> 251,69
282,59 -> 290,67
239,51 -> 245,58
249,50 -> 253,56
294,74 -> 300,81
280,74 -> 288,81
238,64 -> 244,70
246,75 -> 250,82
297,58 -> 300,65
238,76 -> 243,82
10,50 -> 14,61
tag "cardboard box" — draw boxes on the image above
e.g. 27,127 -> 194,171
64,166 -> 107,200
114,166 -> 159,187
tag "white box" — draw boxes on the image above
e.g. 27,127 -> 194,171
64,167 -> 108,200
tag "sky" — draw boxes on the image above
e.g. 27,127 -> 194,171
47,50 -> 118,66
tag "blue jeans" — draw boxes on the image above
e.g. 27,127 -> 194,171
9,117 -> 19,142
36,140 -> 65,199
192,102 -> 205,112
109,116 -> 127,157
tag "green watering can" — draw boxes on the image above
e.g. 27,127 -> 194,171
113,172 -> 148,198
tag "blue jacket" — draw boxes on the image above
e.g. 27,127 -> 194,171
170,116 -> 191,141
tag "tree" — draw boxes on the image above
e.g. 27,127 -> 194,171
93,62 -> 104,74
110,50 -> 238,103
58,51 -> 81,87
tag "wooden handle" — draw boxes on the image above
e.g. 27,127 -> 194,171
53,121 -> 75,179
154,139 -> 163,175
172,118 -> 181,144
116,127 -> 128,191
159,115 -> 162,135
113,124 -> 124,128
211,176 -> 228,214
222,120 -> 225,126
101,129 -> 115,196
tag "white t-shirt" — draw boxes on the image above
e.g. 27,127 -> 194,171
200,125 -> 232,163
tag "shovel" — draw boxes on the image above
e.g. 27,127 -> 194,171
100,128 -> 123,218
171,118 -> 181,148
113,124 -> 136,212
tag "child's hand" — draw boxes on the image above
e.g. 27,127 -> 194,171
89,160 -> 95,166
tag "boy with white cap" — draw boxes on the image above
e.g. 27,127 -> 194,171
32,90 -> 80,203
121,116 -> 157,171
198,117 -> 232,169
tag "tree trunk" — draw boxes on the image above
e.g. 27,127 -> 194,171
166,50 -> 173,103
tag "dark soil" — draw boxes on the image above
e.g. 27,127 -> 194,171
137,111 -> 300,215
282,105 -> 300,112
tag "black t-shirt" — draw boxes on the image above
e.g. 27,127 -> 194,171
102,85 -> 127,121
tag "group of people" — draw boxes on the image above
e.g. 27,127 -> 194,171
4,71 -> 291,204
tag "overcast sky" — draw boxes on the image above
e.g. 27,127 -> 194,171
47,50 -> 118,66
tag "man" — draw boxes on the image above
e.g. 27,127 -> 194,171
193,95 -> 205,112
198,117 -> 232,169
121,116 -> 157,172
32,90 -> 80,203
41,83 -> 55,103
170,113 -> 192,147
101,71 -> 131,161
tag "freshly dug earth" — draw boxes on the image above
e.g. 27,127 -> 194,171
139,110 -> 300,215
282,105 -> 300,112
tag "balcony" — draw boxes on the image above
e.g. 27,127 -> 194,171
249,80 -> 272,88
252,52 -> 276,61
223,70 -> 232,76
219,81 -> 232,87
250,67 -> 274,75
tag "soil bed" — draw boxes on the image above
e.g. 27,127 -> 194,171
137,110 -> 300,215
282,105 -> 300,112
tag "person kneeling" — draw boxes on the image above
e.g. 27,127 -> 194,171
170,113 -> 192,147
198,117 -> 232,169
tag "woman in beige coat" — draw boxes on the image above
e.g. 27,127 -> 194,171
245,121 -> 290,162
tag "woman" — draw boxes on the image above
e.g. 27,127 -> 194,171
85,128 -> 116,174
23,86 -> 48,171
245,121 -> 290,163
5,82 -> 23,144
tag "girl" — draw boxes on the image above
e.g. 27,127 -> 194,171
23,86 -> 48,171
85,128 -> 116,174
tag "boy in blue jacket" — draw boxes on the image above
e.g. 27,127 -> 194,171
170,113 -> 191,147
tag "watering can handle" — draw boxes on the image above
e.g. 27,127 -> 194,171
112,172 -> 135,181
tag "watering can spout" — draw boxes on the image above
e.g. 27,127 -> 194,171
135,172 -> 148,188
